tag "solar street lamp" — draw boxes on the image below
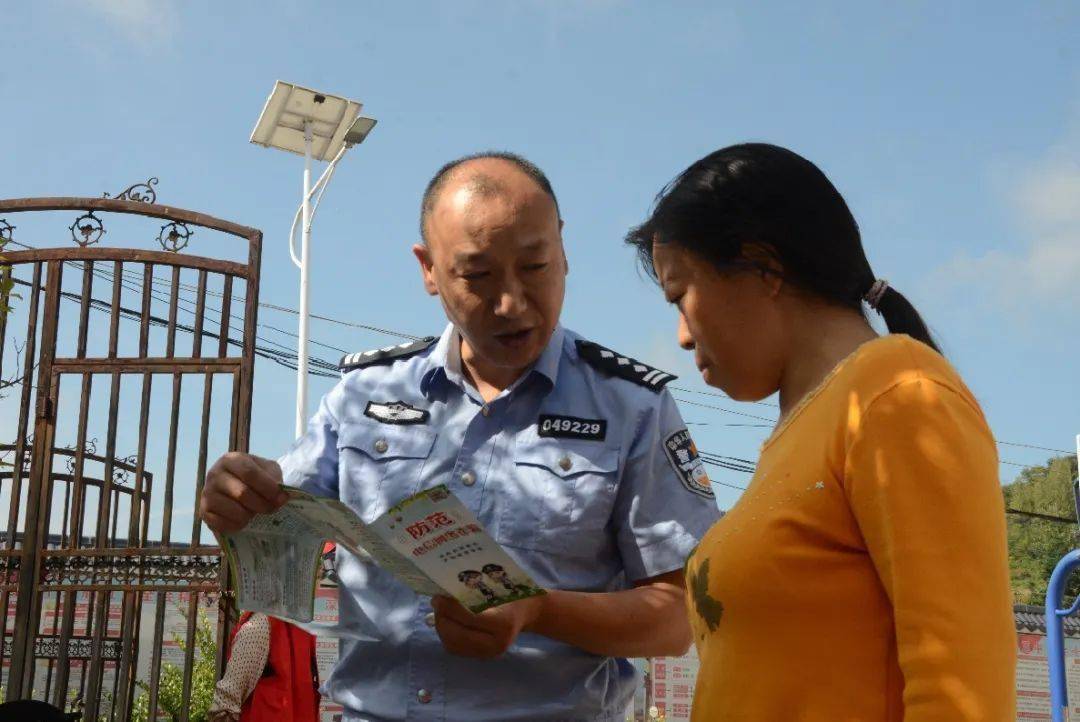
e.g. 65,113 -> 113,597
250,81 -> 377,438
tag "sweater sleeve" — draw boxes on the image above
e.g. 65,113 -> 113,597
844,377 -> 1016,721
210,613 -> 271,716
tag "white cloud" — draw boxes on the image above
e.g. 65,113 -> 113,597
80,0 -> 178,51
930,126 -> 1080,312
1016,154 -> 1080,228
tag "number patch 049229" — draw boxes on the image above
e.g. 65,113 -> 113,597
537,415 -> 607,441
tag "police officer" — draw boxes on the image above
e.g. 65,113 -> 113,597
201,152 -> 720,721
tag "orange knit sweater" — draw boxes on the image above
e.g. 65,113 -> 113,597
685,335 -> 1016,721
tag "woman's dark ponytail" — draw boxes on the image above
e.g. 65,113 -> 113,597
868,284 -> 940,354
627,142 -> 941,355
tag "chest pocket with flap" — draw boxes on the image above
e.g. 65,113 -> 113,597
336,420 -> 437,523
498,436 -> 621,556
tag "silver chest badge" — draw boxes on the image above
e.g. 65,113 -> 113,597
364,400 -> 430,425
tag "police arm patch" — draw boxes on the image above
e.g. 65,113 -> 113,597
663,428 -> 715,499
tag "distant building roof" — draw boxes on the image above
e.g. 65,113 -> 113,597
1015,604 -> 1080,637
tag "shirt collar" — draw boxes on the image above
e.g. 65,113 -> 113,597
420,323 -> 564,396
532,324 -> 564,387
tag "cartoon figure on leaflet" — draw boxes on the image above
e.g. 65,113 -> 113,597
482,564 -> 535,596
458,569 -> 499,607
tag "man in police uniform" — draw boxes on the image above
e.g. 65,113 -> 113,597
201,152 -> 720,721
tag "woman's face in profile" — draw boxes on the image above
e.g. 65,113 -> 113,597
652,240 -> 785,402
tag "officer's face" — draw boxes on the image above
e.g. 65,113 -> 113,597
652,241 -> 785,402
415,161 -> 567,377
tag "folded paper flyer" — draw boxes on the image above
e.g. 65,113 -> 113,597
220,484 -> 544,622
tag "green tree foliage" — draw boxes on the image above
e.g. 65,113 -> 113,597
0,233 -> 16,317
0,235 -> 20,414
1004,455 -> 1080,605
0,270 -> 12,317
131,606 -> 218,722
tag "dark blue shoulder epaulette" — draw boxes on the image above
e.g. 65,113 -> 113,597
575,339 -> 676,392
339,336 -> 438,372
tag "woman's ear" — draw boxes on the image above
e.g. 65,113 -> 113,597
743,243 -> 784,298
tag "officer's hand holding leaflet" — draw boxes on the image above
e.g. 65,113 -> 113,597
429,594 -> 542,659
201,452 -> 289,534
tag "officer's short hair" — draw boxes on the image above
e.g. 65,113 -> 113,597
420,151 -> 561,243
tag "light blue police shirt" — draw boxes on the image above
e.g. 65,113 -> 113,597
279,323 -> 720,722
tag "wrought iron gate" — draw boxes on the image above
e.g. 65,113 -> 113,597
0,192 -> 262,720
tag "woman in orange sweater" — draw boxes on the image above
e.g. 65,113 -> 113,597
625,143 -> 1015,721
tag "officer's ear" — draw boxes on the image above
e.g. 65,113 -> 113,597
412,243 -> 439,296
558,220 -> 569,276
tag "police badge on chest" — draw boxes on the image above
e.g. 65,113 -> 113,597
364,400 -> 430,425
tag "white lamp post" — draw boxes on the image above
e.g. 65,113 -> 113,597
250,81 -> 377,438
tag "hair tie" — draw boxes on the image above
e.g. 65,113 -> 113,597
863,279 -> 889,310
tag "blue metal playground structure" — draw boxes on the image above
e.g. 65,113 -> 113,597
1043,437 -> 1080,722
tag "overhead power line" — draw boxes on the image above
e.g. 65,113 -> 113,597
669,384 -> 779,409
4,239 -> 420,343
1006,508 -> 1077,525
10,263 -> 1063,476
9,276 -> 343,379
998,440 -> 1074,456
688,422 -> 773,428
6,264 -> 1076,521
1,246 -> 1069,472
668,396 -> 776,423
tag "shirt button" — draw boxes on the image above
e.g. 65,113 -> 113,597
558,455 -> 573,471
417,689 -> 432,704
481,405 -> 491,417
461,471 -> 476,486
374,439 -> 388,454
424,612 -> 436,627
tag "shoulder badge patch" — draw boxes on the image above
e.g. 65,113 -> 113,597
364,400 -> 429,425
664,428 -> 714,499
339,336 -> 438,372
575,339 -> 676,392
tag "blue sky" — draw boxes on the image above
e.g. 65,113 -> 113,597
3,0 -> 1078,517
